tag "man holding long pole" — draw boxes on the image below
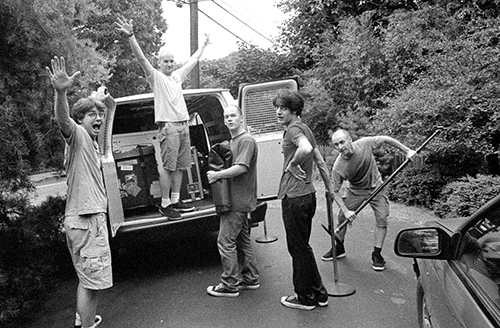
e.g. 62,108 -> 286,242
321,129 -> 416,271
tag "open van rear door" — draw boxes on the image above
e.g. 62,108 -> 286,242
238,77 -> 299,200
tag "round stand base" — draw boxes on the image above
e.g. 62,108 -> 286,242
326,282 -> 356,297
255,235 -> 278,243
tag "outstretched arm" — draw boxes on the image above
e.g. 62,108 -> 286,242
181,33 -> 210,74
45,56 -> 81,138
116,17 -> 155,77
375,136 -> 416,159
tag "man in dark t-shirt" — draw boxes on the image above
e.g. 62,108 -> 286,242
274,90 -> 334,311
206,105 -> 259,297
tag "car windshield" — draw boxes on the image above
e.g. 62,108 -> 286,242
458,204 -> 500,311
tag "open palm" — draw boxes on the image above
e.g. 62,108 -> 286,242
46,56 -> 81,91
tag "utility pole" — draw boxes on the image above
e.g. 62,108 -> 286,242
190,0 -> 199,88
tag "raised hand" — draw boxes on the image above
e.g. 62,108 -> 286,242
45,56 -> 81,92
115,17 -> 134,36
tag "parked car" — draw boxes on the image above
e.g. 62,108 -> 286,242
394,195 -> 500,328
99,78 -> 298,249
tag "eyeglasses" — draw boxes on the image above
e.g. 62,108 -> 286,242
86,111 -> 106,119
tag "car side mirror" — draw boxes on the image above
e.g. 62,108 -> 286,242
394,227 -> 452,259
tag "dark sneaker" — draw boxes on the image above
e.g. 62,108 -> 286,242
207,283 -> 239,297
159,205 -> 182,220
171,200 -> 195,212
316,296 -> 329,307
280,295 -> 315,310
75,315 -> 102,328
372,251 -> 386,271
237,281 -> 260,290
321,243 -> 346,261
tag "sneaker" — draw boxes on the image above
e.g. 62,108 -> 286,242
171,200 -> 195,212
74,315 -> 102,328
159,205 -> 182,220
237,281 -> 260,290
316,297 -> 329,307
321,243 -> 346,261
207,283 -> 239,297
280,295 -> 315,310
372,251 -> 386,271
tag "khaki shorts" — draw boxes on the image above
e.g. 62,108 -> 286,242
158,122 -> 191,171
340,188 -> 389,228
64,213 -> 113,290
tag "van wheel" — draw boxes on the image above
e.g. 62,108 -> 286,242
417,277 -> 433,328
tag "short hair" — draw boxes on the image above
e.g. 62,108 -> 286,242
225,104 -> 242,115
72,97 -> 106,123
272,89 -> 305,116
158,48 -> 174,60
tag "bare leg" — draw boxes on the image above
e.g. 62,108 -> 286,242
170,169 -> 184,195
159,167 -> 173,199
374,226 -> 387,249
76,283 -> 98,328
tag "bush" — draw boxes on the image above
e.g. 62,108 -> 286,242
388,167 -> 447,209
434,174 -> 500,219
0,194 -> 68,327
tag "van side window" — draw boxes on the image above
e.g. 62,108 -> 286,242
113,101 -> 156,134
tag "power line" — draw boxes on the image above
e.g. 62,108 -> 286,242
219,0 -> 273,38
212,0 -> 273,43
165,0 -> 266,48
197,7 -> 254,47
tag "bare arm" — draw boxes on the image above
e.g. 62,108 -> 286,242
285,136 -> 313,181
313,148 -> 333,195
45,56 -> 81,138
116,17 -> 155,77
181,33 -> 210,74
207,164 -> 247,183
375,136 -> 416,159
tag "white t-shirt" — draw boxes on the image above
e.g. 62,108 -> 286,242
148,69 -> 189,123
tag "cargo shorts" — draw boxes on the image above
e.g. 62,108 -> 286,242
64,213 -> 113,290
339,187 -> 389,228
158,121 -> 191,171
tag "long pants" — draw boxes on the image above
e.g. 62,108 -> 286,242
218,211 -> 259,291
282,193 -> 327,305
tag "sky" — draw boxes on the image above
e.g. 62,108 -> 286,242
160,0 -> 291,61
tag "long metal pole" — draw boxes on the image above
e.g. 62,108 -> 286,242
334,127 -> 442,233
190,0 -> 199,88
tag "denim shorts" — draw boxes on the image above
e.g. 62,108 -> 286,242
158,121 -> 191,171
64,213 -> 113,290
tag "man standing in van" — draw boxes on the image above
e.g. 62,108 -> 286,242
116,17 -> 209,220
206,104 -> 260,297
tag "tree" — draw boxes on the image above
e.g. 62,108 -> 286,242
201,43 -> 297,98
374,4 -> 500,178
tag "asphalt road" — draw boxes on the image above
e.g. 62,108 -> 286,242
21,190 -> 424,328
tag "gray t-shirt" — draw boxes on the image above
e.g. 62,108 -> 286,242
64,122 -> 107,216
230,131 -> 258,212
332,137 -> 382,194
278,121 -> 317,199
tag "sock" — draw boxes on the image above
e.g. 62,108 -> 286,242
171,192 -> 180,204
75,313 -> 81,326
374,246 -> 382,255
161,198 -> 171,207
